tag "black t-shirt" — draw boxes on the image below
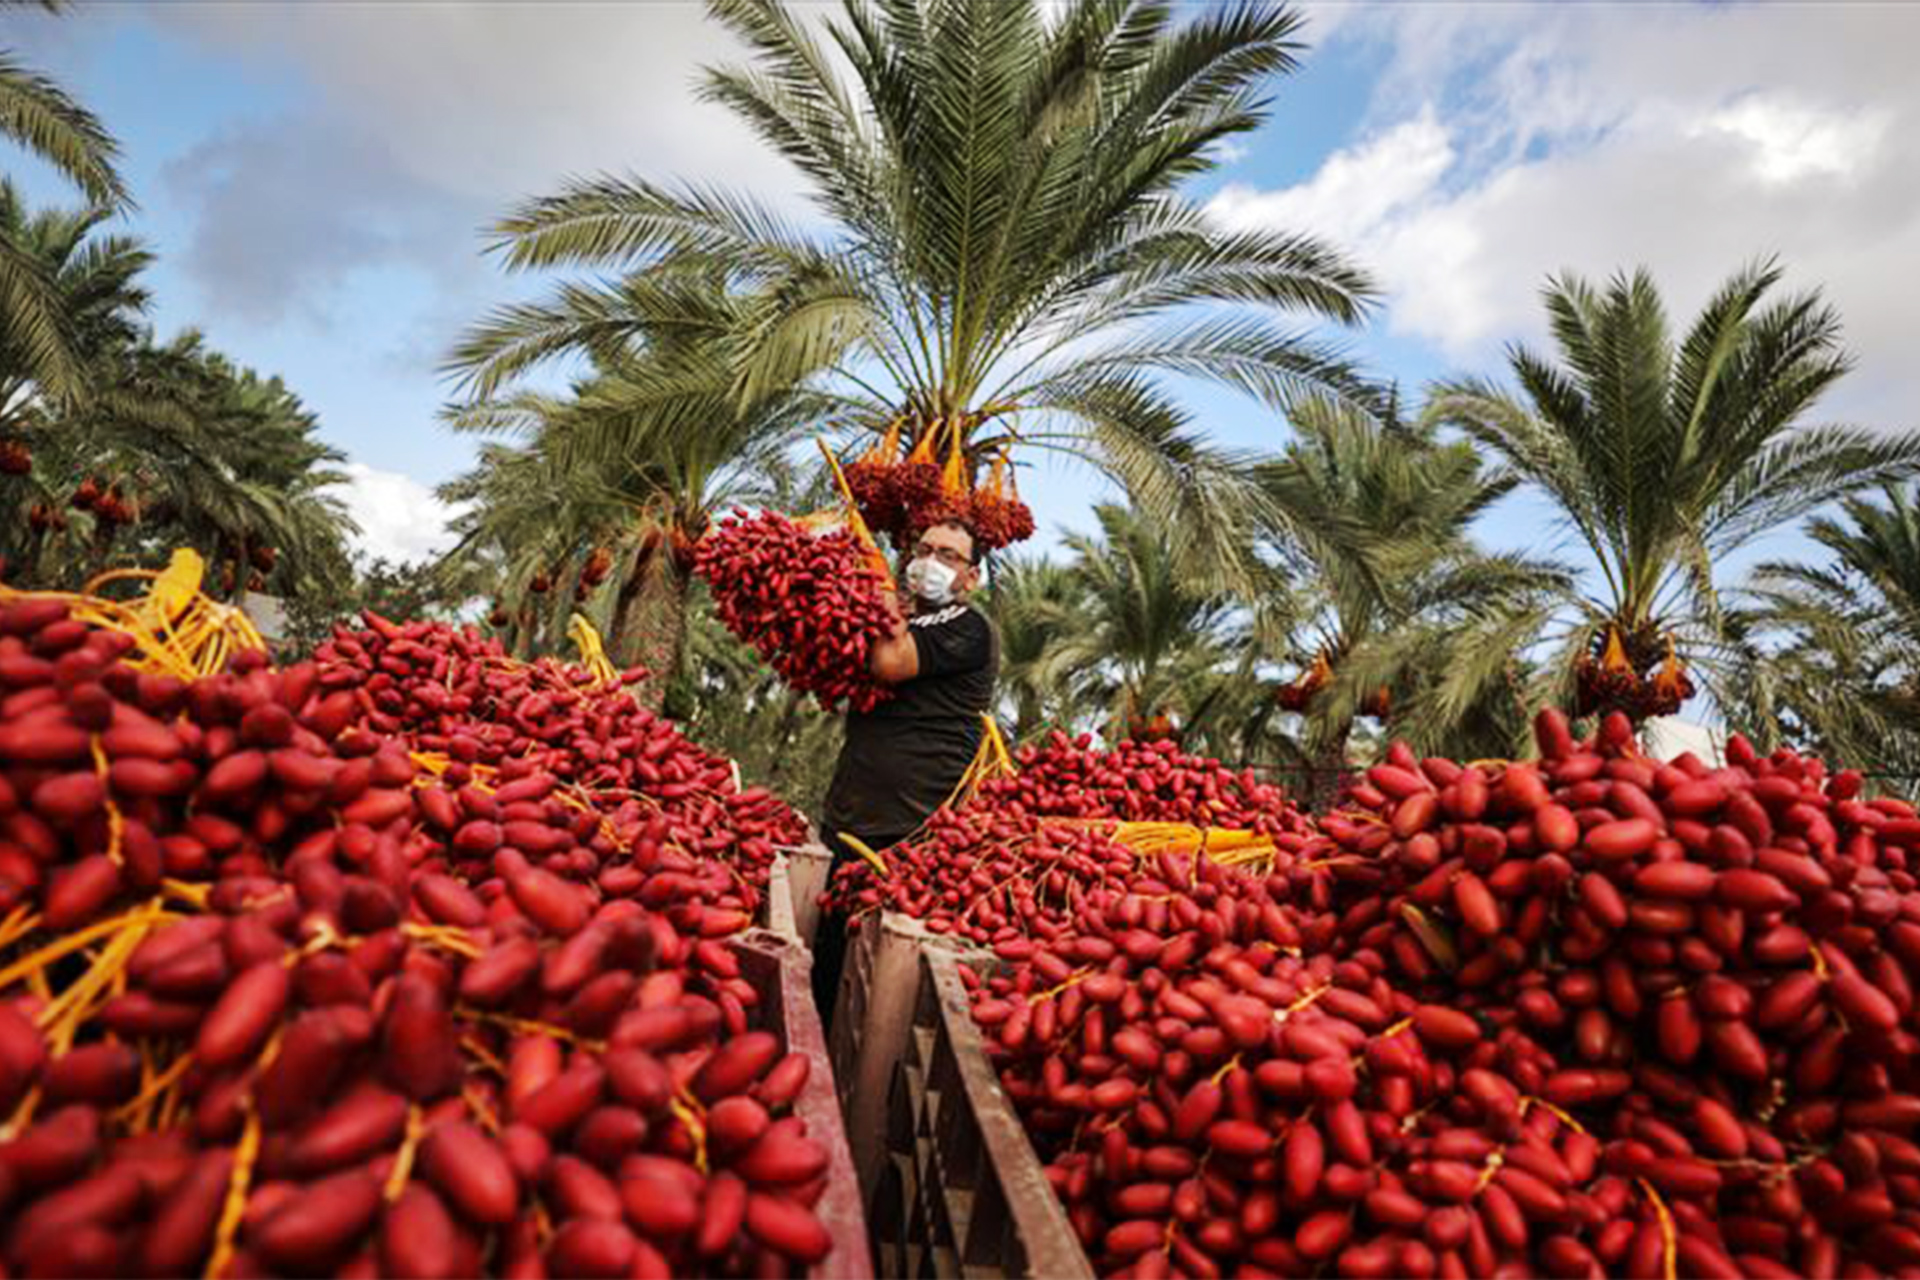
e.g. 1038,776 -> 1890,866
821,603 -> 998,845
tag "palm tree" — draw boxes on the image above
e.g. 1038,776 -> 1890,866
443,293 -> 838,700
0,180 -> 148,430
1256,393 -> 1568,769
437,433 -> 616,660
1728,485 -> 1920,791
1175,647 -> 1321,781
1046,502 -> 1236,741
979,554 -> 1091,742
0,182 -> 150,554
674,585 -> 845,810
12,331 -> 357,599
449,0 -> 1375,589
0,1 -> 131,401
182,357 -> 357,602
1426,261 -> 1920,724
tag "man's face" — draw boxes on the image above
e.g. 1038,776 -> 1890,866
913,524 -> 979,600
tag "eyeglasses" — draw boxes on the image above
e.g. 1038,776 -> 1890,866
914,541 -> 972,569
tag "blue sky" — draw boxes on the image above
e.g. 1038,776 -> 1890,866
7,1 -> 1919,582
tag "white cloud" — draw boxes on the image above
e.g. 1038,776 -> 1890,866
334,463 -> 469,566
125,3 -> 816,332
1211,109 -> 1452,241
1210,3 -> 1920,430
1698,95 -> 1889,187
147,4 -> 796,206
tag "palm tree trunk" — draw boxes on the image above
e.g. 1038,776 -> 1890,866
1305,716 -> 1353,813
28,529 -> 54,589
1015,689 -> 1041,743
607,543 -> 652,669
9,518 -> 37,573
533,551 -> 588,658
511,603 -> 535,660
614,554 -> 690,713
86,523 -> 119,585
767,692 -> 807,793
543,583 -> 572,656
524,591 -> 555,657
232,538 -> 252,603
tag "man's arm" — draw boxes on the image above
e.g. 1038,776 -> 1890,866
869,593 -> 920,684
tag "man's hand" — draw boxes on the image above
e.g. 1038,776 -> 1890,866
869,592 -> 919,684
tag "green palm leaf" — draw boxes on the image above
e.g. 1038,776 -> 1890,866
450,0 -> 1374,588
1427,261 -> 1920,722
1256,391 -> 1569,764
0,47 -> 128,210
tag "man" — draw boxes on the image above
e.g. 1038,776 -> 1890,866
811,516 -> 999,1022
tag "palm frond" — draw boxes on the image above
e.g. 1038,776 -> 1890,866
454,0 -> 1366,562
488,176 -> 823,277
0,48 -> 128,209
1026,369 -> 1269,596
0,235 -> 74,397
1705,427 -> 1920,553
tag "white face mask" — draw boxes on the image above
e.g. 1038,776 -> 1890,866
905,555 -> 960,606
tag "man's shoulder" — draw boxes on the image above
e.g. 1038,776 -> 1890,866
909,603 -> 987,631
